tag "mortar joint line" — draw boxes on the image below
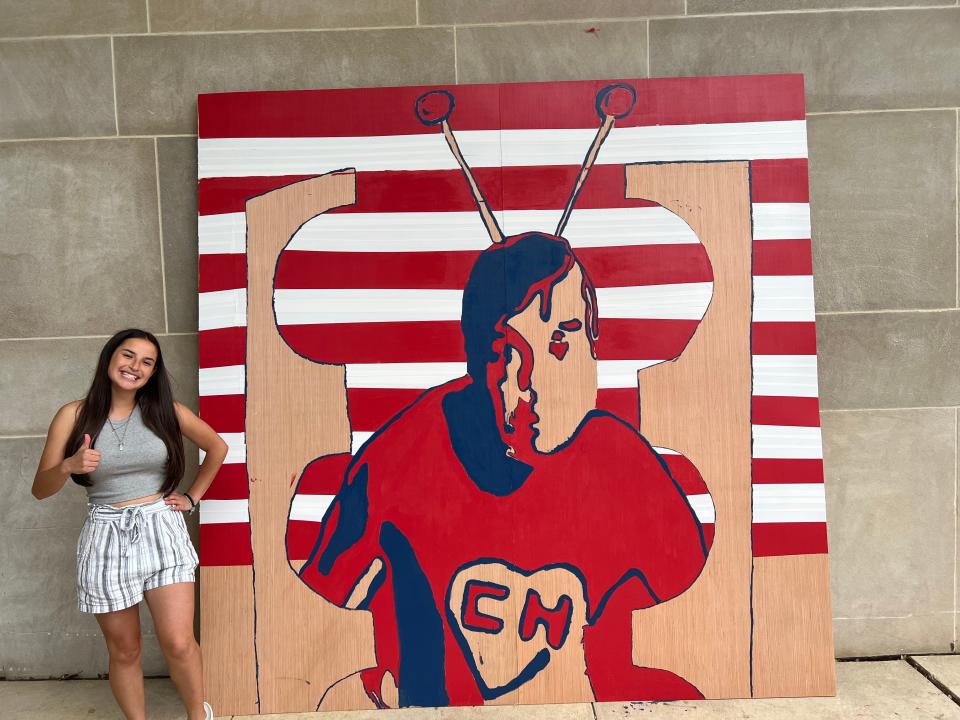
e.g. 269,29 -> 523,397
646,19 -> 651,78
905,656 -> 960,708
415,0 -> 419,25
453,25 -> 458,84
153,137 -> 169,333
145,0 -> 151,33
4,6 -> 960,41
109,36 -> 119,136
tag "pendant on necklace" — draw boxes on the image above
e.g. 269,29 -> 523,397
119,443 -> 124,451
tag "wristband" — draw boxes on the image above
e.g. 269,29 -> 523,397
184,492 -> 196,509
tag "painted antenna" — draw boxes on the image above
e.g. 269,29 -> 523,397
555,83 -> 638,237
415,90 -> 505,244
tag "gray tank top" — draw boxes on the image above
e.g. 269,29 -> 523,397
85,406 -> 168,505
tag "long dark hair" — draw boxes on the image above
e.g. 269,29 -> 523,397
66,328 -> 185,494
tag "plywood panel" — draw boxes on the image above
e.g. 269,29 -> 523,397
245,171 -> 376,714
200,565 -> 258,716
752,554 -> 836,698
628,161 -> 754,699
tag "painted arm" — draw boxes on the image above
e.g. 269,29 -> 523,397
299,462 -> 385,609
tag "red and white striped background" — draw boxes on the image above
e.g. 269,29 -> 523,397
195,75 -> 826,567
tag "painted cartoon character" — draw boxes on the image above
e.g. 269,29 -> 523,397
297,85 -> 709,708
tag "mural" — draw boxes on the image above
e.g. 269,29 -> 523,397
195,76 -> 835,715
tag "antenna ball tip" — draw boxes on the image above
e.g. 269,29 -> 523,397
415,90 -> 455,126
596,83 -> 637,120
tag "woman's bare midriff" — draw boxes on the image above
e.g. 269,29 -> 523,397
110,492 -> 164,508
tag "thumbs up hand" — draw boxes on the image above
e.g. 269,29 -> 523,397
67,433 -> 101,474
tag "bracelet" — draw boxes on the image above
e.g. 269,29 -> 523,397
184,492 -> 196,508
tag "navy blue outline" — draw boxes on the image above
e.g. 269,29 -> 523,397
414,89 -> 455,126
595,83 -> 638,120
517,588 -> 574,650
459,580 -> 510,635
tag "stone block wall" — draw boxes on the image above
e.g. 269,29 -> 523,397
1,0 -> 957,678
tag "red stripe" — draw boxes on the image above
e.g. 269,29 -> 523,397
750,159 -> 809,203
199,75 -> 805,139
199,327 -> 246,367
272,245 -> 712,292
596,388 -> 638,427
295,453 -> 352,495
751,322 -> 817,355
597,319 -> 701,361
661,454 -> 709,497
200,160 -> 802,216
752,458 -> 824,484
753,239 -> 813,276
203,464 -> 249,500
280,321 -> 464,364
199,523 -> 253,566
751,396 -> 821,428
199,394 -> 245,433
348,388 -> 425,431
199,165 -> 658,217
287,520 -> 321,562
278,318 -> 699,365
752,522 -> 828,557
199,253 -> 245,293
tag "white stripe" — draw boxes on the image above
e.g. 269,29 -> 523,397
199,365 -> 245,397
351,431 -> 374,454
343,360 -> 660,390
753,355 -> 819,398
272,283 -> 712,326
198,121 -> 808,178
752,425 -> 822,460
199,206 -> 817,256
751,203 -> 811,240
199,498 -> 249,525
752,483 -> 826,523
347,363 -> 463,389
300,207 -> 701,253
199,432 -> 246,464
198,213 -> 246,254
289,494 -> 335,523
200,482 -> 823,525
198,288 -> 246,331
752,275 -> 815,322
599,283 -> 712,320
686,493 -> 715,524
652,446 -> 679,456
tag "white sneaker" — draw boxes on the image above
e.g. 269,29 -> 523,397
203,701 -> 214,720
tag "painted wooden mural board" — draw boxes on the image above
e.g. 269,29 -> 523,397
195,75 -> 834,715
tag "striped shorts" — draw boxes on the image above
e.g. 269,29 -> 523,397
76,496 -> 198,614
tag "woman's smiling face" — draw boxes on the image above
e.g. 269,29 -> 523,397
107,338 -> 158,393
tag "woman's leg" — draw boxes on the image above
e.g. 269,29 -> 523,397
95,605 -> 146,720
144,582 -> 205,720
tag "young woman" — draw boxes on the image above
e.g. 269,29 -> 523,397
32,329 -> 228,720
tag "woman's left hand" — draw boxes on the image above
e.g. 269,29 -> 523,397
164,493 -> 194,513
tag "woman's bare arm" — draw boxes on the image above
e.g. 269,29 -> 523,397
32,401 -> 99,499
174,401 -> 228,502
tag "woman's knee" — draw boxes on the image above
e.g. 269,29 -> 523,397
106,636 -> 142,666
159,633 -> 197,662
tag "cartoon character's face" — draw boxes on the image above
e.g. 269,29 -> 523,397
501,263 -> 598,453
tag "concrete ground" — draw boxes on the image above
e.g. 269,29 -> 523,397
2,657 -> 960,719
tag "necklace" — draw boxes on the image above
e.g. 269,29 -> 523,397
107,411 -> 133,451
